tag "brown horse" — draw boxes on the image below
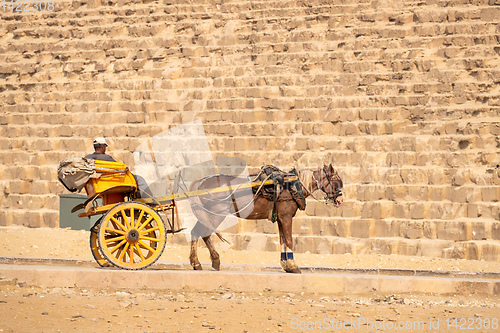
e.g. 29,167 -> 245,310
186,164 -> 343,273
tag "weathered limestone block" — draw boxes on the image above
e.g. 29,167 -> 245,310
42,211 -> 59,228
492,223 -> 500,240
233,234 -> 251,251
397,239 -> 419,256
321,218 -> 350,238
350,219 -> 371,238
423,220 -> 437,239
367,238 -> 394,255
0,211 -> 13,226
428,186 -> 444,201
464,242 -> 482,260
451,169 -> 470,186
302,217 -> 322,236
379,201 -> 394,219
446,186 -> 474,203
481,243 -> 500,262
393,202 -> 408,219
480,7 -> 500,21
245,234 -> 272,252
9,181 -> 32,195
408,186 -> 428,201
482,187 -> 499,202
494,169 -> 500,186
470,169 -> 492,186
24,211 -> 44,228
340,201 -> 360,218
374,219 -> 399,238
26,196 -> 47,210
401,220 -> 426,239
238,220 -> 257,233
443,243 -> 466,260
428,203 -> 443,219
400,168 -> 426,184
437,221 -> 467,241
253,219 -> 268,234
469,221 -> 491,240
293,236 -> 323,254
409,202 -> 424,219
437,202 -> 466,220
417,239 -> 453,258
478,203 -> 496,219
261,220 -> 276,235
363,186 -> 386,201
331,238 -> 366,255
467,203 -> 479,218
361,202 -> 382,219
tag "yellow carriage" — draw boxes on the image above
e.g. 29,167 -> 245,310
65,160 -> 172,270
59,158 -> 278,270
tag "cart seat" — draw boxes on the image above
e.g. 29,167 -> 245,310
85,160 -> 137,200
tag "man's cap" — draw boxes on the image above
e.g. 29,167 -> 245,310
93,137 -> 108,146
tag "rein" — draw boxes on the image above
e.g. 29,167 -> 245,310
175,171 -> 272,218
176,165 -> 342,217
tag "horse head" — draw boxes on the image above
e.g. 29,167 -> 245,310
313,164 -> 343,207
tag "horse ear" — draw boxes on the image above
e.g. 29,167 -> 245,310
328,164 -> 334,173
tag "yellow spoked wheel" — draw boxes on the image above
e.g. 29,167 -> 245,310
97,202 -> 167,270
90,218 -> 111,268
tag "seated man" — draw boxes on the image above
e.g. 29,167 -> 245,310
85,137 -> 153,198
85,137 -> 116,162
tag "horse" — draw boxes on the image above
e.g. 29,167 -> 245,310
185,164 -> 343,273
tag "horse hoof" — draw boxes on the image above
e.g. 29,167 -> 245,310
289,267 -> 301,274
280,260 -> 288,272
212,259 -> 220,271
193,264 -> 203,270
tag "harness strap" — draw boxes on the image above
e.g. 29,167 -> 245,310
271,173 -> 279,223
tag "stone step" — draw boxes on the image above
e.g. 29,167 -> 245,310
229,216 -> 500,242
0,209 -> 58,228
3,110 -> 499,138
2,33 -> 497,57
7,19 -> 498,43
212,232 -> 500,262
1,71 -> 498,95
2,70 -> 498,92
2,262 -> 500,296
2,152 -> 499,190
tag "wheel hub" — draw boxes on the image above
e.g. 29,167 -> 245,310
127,229 -> 140,243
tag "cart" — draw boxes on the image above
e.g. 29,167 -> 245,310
71,160 -> 283,270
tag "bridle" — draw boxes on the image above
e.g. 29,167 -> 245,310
312,166 -> 343,205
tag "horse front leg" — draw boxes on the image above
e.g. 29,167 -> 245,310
189,238 -> 203,270
202,235 -> 220,271
278,218 -> 301,274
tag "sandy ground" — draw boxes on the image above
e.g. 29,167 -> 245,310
1,285 -> 500,333
1,226 -> 500,333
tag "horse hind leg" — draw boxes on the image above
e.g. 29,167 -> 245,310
190,238 -> 203,270
203,236 -> 220,271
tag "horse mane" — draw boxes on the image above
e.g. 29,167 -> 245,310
297,168 -> 314,193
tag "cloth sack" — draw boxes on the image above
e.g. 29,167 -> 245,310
58,157 -> 99,192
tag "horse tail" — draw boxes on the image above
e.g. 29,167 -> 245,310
215,232 -> 230,244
